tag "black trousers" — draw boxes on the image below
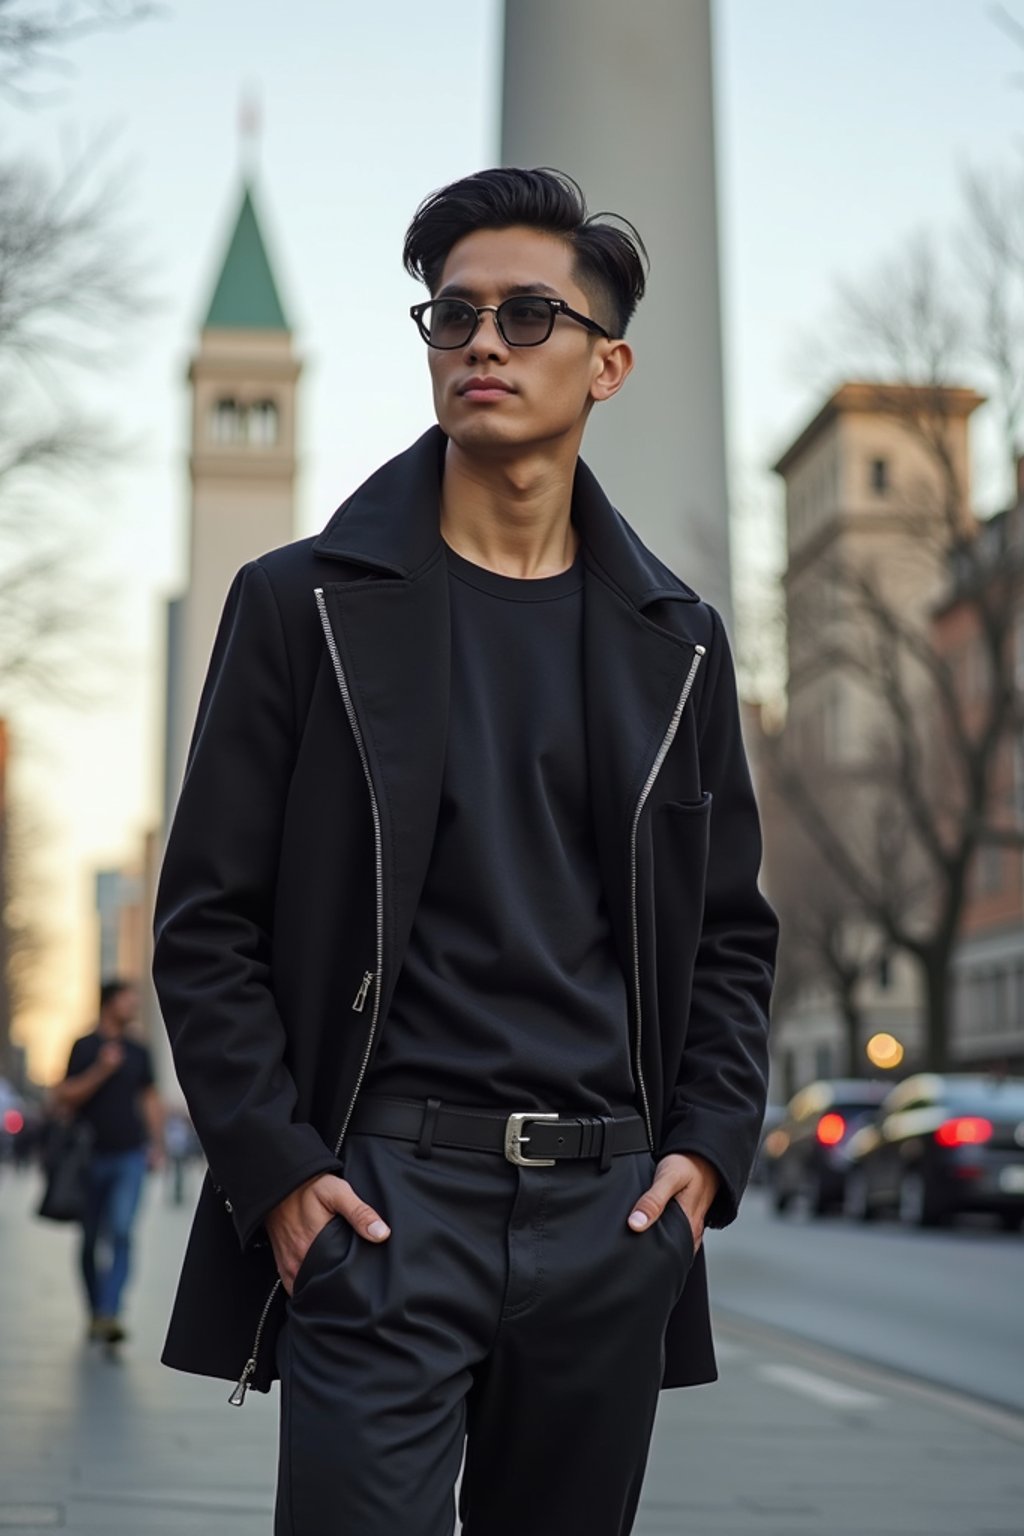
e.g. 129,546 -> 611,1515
275,1130 -> 695,1536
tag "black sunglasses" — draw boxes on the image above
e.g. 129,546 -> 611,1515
410,294 -> 611,350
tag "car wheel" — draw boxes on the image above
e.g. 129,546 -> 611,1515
898,1169 -> 948,1228
844,1169 -> 875,1222
998,1211 -> 1024,1233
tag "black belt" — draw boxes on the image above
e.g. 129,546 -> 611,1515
349,1096 -> 649,1174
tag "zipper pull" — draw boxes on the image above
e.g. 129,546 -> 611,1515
352,971 -> 373,1013
228,1357 -> 256,1407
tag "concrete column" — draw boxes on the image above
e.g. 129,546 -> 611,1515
502,0 -> 731,619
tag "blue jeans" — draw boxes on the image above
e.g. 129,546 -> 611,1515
80,1147 -> 147,1319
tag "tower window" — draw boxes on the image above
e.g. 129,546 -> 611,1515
208,398 -> 279,447
248,400 -> 279,446
210,398 -> 244,444
870,457 -> 889,495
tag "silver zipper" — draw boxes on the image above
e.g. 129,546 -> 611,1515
228,589 -> 386,1408
314,588 -> 386,1159
628,644 -> 706,1150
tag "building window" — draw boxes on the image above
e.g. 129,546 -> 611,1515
870,457 -> 889,496
814,1042 -> 833,1079
877,952 -> 891,990
247,399 -> 279,446
210,398 -> 244,444
209,397 -> 279,447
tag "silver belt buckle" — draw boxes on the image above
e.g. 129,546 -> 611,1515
504,1111 -> 559,1167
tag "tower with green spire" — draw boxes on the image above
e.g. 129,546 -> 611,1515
166,174 -> 302,817
203,183 -> 289,332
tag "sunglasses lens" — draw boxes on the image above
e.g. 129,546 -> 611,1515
422,299 -> 474,348
498,297 -> 553,345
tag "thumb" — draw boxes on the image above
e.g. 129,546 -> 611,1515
628,1174 -> 677,1232
326,1174 -> 391,1243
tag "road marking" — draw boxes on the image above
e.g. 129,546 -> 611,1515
718,1309 -> 1024,1443
756,1362 -> 885,1410
712,1338 -> 749,1362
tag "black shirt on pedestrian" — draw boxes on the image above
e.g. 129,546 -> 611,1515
66,1032 -> 155,1154
365,542 -> 635,1114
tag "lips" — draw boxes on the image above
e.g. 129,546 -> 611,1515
458,376 -> 515,396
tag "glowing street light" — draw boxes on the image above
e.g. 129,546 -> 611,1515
866,1032 -> 904,1070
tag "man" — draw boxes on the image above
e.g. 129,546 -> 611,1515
55,979 -> 164,1343
154,168 -> 777,1536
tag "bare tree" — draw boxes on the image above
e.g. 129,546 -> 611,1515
0,2 -> 157,1077
0,140 -> 151,711
769,813 -> 888,1079
0,1 -> 159,102
770,172 -> 1024,1072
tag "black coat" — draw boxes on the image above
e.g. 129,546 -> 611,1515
153,427 -> 777,1399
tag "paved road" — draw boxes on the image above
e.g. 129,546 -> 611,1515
2,1168 -> 1024,1534
710,1187 -> 1024,1414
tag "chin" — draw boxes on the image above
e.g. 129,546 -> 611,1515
440,412 -> 528,454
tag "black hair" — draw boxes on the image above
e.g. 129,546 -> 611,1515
99,978 -> 134,1013
403,167 -> 648,338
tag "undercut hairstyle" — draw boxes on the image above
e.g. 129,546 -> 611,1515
403,167 -> 648,338
99,978 -> 134,1013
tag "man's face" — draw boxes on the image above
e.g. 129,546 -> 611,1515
426,225 -> 623,456
109,986 -> 139,1028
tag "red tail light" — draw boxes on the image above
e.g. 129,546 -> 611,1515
935,1116 -> 993,1147
816,1113 -> 846,1146
2,1109 -> 23,1135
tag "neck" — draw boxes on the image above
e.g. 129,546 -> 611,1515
97,1017 -> 124,1039
439,437 -> 582,578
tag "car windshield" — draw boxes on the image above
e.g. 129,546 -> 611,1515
944,1079 -> 1024,1116
835,1105 -> 881,1127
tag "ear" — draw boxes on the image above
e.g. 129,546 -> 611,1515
589,339 -> 634,405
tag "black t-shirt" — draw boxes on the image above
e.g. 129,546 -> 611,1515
365,542 -> 635,1114
66,1032 -> 155,1154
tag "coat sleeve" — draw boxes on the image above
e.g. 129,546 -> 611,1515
153,561 -> 343,1249
656,605 -> 778,1227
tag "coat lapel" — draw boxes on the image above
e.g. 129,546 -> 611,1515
572,454 -> 704,973
313,432 -> 450,1008
581,562 -> 699,976
317,561 -> 450,1010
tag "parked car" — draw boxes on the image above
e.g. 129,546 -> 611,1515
750,1103 -> 786,1186
843,1074 -> 1024,1230
764,1078 -> 891,1216
0,1078 -> 26,1168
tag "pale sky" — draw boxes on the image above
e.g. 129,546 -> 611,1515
4,0 -> 1019,1077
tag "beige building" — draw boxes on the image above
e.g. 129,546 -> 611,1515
164,179 -> 302,812
151,177 -> 302,1100
768,382 -> 984,1092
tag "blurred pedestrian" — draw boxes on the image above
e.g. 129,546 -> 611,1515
53,979 -> 165,1344
164,1110 -> 194,1206
154,168 -> 777,1535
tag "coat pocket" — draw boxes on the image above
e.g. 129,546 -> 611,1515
291,1215 -> 347,1298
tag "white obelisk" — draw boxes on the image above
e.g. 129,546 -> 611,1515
502,0 -> 732,618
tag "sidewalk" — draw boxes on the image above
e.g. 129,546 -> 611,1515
2,1169 -> 1023,1535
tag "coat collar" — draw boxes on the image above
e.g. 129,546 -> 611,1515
312,425 -> 702,611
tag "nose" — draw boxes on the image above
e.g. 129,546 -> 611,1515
463,307 -> 509,364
